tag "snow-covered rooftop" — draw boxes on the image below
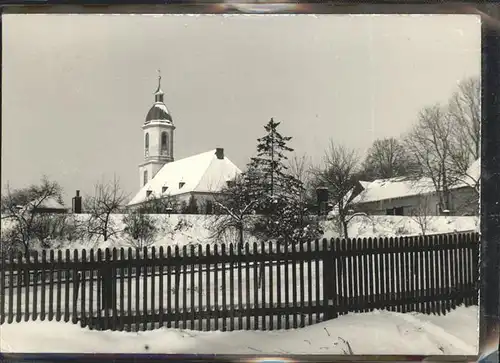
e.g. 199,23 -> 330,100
352,159 -> 480,205
352,177 -> 436,204
128,149 -> 242,206
462,157 -> 480,188
24,196 -> 67,211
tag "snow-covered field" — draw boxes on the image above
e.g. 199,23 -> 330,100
0,305 -> 478,354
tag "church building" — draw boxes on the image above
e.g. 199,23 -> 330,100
127,73 -> 242,213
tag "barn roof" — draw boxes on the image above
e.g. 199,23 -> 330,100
352,158 -> 480,205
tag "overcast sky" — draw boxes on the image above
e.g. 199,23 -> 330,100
1,14 -> 480,205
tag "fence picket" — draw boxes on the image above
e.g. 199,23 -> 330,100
351,238 -> 359,313
236,243 -> 243,331
418,236 -> 425,313
260,241 -> 266,331
243,243 -> 250,330
393,238 -> 401,313
0,250 -> 5,324
268,242 -> 274,330
150,247 -> 156,330
291,241 -> 298,328
383,238 -> 391,310
229,244 -> 235,331
174,246 -> 180,329
189,245 -> 196,330
181,246 -> 188,329
89,249 -> 95,328
24,253 -> 31,322
388,237 -> 396,312
252,242 -> 259,330
220,244 -> 227,331
79,250 -> 85,326
158,247 -> 164,329
119,248 -> 125,331
7,253 -> 14,324
205,245 -> 211,331
165,246 -> 171,329
72,249 -> 80,325
32,251 -> 39,321
142,247 -> 148,331
47,250 -> 54,322
449,234 -> 457,310
55,250 -> 62,321
306,240 -> 313,325
197,244 -> 203,330
213,244 -> 219,331
360,238 -> 370,312
457,234 -> 465,305
314,239 -> 321,322
298,240 -> 305,328
437,234 -> 445,315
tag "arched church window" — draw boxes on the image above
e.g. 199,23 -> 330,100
161,132 -> 168,155
145,133 -> 150,157
143,170 -> 148,186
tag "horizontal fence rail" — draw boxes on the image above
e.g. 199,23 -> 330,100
0,232 -> 479,332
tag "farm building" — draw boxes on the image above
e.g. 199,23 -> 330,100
351,159 -> 480,217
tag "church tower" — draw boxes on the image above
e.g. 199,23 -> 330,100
138,71 -> 175,188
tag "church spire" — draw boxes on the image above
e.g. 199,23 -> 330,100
154,69 -> 164,103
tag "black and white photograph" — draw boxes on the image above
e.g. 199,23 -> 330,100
0,13 -> 481,355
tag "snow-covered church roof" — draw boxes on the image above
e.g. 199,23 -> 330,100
128,149 -> 242,206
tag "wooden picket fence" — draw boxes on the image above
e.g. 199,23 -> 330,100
0,232 -> 479,332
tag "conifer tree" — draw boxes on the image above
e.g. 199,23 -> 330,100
246,118 -> 321,245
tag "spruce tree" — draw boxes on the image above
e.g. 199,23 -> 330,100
246,118 -> 321,245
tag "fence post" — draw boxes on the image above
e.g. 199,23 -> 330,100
322,238 -> 337,320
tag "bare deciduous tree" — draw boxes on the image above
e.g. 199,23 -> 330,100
410,193 -> 435,237
287,153 -> 312,188
84,176 -> 127,242
122,211 -> 159,249
287,152 -> 314,219
311,141 -> 360,238
361,137 -> 416,180
446,77 -> 480,202
448,77 -> 480,161
1,177 -> 64,257
406,77 -> 481,215
405,104 -> 454,213
209,176 -> 257,246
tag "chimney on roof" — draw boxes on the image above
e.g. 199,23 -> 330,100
216,148 -> 224,160
72,190 -> 82,214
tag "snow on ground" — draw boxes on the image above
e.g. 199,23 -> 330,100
323,215 -> 478,240
1,214 -> 479,253
0,305 -> 478,354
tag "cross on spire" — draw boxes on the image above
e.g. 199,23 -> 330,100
154,69 -> 164,102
